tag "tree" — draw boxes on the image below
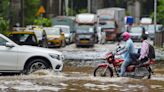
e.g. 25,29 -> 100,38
34,17 -> 51,27
24,0 -> 40,25
0,17 -> 9,35
156,0 -> 164,25
0,0 -> 10,18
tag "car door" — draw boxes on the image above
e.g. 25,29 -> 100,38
0,36 -> 18,70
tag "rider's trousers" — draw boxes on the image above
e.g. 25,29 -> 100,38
119,57 -> 132,77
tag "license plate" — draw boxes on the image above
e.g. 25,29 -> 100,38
80,40 -> 89,43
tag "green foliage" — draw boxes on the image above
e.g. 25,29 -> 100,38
68,8 -> 76,16
78,8 -> 88,13
156,0 -> 164,25
24,0 -> 40,25
150,0 -> 164,25
34,17 -> 51,27
0,17 -> 9,35
0,0 -> 10,18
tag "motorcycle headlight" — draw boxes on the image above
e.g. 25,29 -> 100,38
49,54 -> 60,60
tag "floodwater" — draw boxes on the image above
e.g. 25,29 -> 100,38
0,63 -> 163,92
0,43 -> 164,92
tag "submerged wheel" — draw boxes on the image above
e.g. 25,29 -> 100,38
93,66 -> 113,77
24,58 -> 51,74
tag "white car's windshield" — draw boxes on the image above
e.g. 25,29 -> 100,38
54,26 -> 70,34
60,27 -> 70,34
45,28 -> 61,35
130,27 -> 143,33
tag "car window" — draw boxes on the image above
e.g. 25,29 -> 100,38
0,37 -> 8,46
53,26 -> 70,34
129,27 -> 143,33
142,25 -> 163,33
19,34 -> 29,42
61,27 -> 70,33
9,34 -> 36,44
76,26 -> 94,33
106,21 -> 115,28
147,25 -> 162,32
45,28 -> 61,35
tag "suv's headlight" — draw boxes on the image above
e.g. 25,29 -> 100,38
49,54 -> 60,60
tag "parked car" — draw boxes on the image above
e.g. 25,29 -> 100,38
44,27 -> 66,47
0,33 -> 64,74
53,25 -> 75,44
140,17 -> 152,24
129,26 -> 147,42
142,24 -> 163,40
8,31 -> 38,46
75,25 -> 96,47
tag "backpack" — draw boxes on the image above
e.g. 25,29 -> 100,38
148,44 -> 155,59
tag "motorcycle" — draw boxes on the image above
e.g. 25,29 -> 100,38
93,46 -> 155,79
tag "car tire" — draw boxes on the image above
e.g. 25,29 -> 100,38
24,58 -> 51,74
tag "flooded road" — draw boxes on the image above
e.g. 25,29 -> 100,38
0,63 -> 163,92
0,42 -> 164,92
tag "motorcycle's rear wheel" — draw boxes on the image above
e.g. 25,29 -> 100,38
93,66 -> 113,77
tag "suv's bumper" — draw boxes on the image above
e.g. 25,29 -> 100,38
50,59 -> 64,72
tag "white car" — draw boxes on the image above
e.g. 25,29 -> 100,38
0,34 -> 64,74
53,25 -> 74,44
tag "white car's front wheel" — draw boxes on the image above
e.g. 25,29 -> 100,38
24,59 -> 51,74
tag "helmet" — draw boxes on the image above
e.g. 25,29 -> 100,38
122,32 -> 131,41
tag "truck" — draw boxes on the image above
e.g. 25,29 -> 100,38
75,13 -> 98,45
51,16 -> 76,33
75,13 -> 97,25
97,7 -> 125,41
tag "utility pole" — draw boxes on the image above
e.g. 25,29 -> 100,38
59,0 -> 61,15
65,0 -> 69,16
154,0 -> 157,32
154,0 -> 157,45
88,0 -> 91,13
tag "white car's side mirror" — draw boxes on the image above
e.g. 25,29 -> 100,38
5,42 -> 15,48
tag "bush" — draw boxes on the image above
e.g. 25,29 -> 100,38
34,17 -> 52,27
0,17 -> 9,35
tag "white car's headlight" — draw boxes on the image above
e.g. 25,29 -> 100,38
49,54 -> 60,60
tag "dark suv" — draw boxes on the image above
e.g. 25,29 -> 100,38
75,25 -> 96,47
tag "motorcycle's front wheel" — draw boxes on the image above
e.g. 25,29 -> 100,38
93,66 -> 113,77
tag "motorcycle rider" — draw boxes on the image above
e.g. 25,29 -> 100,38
117,32 -> 135,77
137,34 -> 149,63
